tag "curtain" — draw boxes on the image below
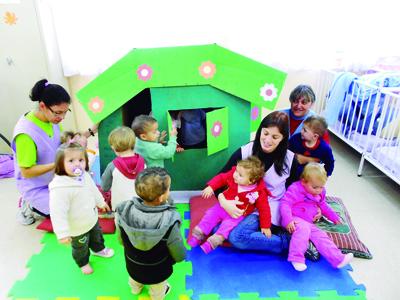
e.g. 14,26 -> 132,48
47,0 -> 400,76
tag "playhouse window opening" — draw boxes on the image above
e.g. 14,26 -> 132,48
169,107 -> 220,150
122,88 -> 152,128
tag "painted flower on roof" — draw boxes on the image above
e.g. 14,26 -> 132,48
4,12 -> 17,25
199,61 -> 216,79
260,83 -> 278,102
211,121 -> 223,137
88,96 -> 104,114
251,106 -> 260,120
137,64 -> 153,81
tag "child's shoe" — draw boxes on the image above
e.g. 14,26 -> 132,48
337,253 -> 353,268
187,226 -> 204,247
292,262 -> 307,271
305,241 -> 320,261
187,236 -> 202,247
92,247 -> 114,258
200,241 -> 214,254
81,264 -> 93,274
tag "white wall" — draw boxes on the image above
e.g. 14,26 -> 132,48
0,0 -> 73,153
1,0 -> 331,154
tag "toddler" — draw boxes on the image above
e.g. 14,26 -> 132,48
188,156 -> 272,253
289,115 -> 335,176
280,162 -> 353,271
49,142 -> 114,275
132,115 -> 178,168
116,167 -> 186,299
101,126 -> 145,210
60,131 -> 97,169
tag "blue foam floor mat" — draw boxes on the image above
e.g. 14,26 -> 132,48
186,246 -> 365,300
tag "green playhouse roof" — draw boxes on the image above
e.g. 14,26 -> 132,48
76,44 -> 287,123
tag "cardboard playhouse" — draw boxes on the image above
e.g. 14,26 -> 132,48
76,44 -> 287,190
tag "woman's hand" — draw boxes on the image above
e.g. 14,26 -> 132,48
218,194 -> 244,219
261,228 -> 272,238
286,221 -> 296,234
202,186 -> 214,198
59,237 -> 72,244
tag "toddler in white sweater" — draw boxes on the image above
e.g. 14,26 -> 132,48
49,142 -> 114,274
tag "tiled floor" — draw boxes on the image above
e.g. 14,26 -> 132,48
1,135 -> 399,300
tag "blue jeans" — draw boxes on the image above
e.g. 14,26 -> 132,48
228,214 -> 290,254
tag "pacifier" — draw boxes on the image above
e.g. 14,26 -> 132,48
73,167 -> 83,176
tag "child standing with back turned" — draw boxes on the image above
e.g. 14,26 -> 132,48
280,162 -> 353,271
116,167 -> 186,299
101,126 -> 145,210
49,143 -> 114,275
131,115 -> 178,168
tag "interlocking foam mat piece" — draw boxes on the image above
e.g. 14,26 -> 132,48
9,204 -> 192,300
186,196 -> 366,300
9,203 -> 366,300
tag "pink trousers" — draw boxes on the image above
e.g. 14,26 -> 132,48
288,217 -> 345,267
197,203 -> 244,239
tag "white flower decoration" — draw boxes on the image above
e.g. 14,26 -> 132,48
260,83 -> 278,102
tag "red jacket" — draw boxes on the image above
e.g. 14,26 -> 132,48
207,167 -> 272,229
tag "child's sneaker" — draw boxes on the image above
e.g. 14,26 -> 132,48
337,253 -> 353,268
92,247 -> 114,258
305,241 -> 320,261
292,262 -> 307,271
81,264 -> 93,274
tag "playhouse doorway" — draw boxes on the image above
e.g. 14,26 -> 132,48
122,88 -> 152,128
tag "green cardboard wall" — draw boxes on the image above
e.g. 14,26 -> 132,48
151,85 -> 250,190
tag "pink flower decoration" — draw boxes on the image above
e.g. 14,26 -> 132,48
251,106 -> 260,120
211,121 -> 223,137
260,83 -> 278,102
88,96 -> 104,113
199,61 -> 216,79
137,64 -> 153,81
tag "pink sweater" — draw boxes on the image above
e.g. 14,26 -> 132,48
280,181 -> 340,228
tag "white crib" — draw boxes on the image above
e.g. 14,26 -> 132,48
315,71 -> 400,185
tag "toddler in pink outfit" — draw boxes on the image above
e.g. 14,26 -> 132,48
280,162 -> 353,271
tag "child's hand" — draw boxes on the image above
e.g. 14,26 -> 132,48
176,144 -> 185,153
159,130 -> 167,144
261,228 -> 272,238
202,186 -> 214,198
286,221 -> 296,234
313,207 -> 322,222
59,237 -> 72,244
98,203 -> 111,212
170,127 -> 178,137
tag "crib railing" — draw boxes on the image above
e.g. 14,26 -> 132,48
315,71 -> 400,185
